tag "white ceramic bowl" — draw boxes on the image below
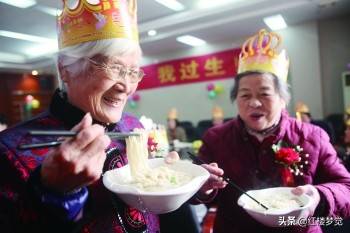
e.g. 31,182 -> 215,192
103,158 -> 209,214
237,187 -> 312,227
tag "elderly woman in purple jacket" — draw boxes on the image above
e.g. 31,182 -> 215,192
0,1 -> 161,233
195,29 -> 350,233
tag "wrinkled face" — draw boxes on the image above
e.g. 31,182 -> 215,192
61,53 -> 141,123
236,73 -> 286,131
345,125 -> 350,144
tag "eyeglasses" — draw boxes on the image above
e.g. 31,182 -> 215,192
87,58 -> 145,83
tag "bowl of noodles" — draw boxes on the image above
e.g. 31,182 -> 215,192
103,158 -> 209,214
237,187 -> 313,227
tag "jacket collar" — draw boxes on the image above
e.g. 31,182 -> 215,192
237,109 -> 289,144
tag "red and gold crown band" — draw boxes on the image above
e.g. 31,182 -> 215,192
238,29 -> 289,82
57,0 -> 138,49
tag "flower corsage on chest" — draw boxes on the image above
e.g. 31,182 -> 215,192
272,140 -> 309,186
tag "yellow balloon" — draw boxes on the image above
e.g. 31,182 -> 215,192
214,84 -> 224,94
32,99 -> 40,109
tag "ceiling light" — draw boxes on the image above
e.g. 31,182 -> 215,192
0,0 -> 36,8
263,14 -> 287,31
154,0 -> 185,11
197,0 -> 244,9
0,51 -> 26,63
176,35 -> 206,47
24,42 -> 58,58
32,70 -> 39,76
35,5 -> 62,16
0,30 -> 55,43
148,30 -> 157,36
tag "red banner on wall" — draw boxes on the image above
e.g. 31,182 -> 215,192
138,48 -> 241,90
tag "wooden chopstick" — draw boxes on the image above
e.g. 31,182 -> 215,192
187,152 -> 269,210
17,130 -> 140,150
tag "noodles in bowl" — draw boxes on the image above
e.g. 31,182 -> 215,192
103,130 -> 209,213
124,131 -> 193,192
237,187 -> 312,227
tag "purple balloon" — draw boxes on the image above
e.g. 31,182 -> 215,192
347,63 -> 350,70
132,93 -> 140,102
206,83 -> 215,91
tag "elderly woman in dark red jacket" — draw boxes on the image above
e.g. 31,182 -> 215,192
195,29 -> 350,233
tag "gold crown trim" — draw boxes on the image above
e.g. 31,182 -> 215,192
58,0 -> 138,49
238,29 -> 289,82
240,29 -> 282,60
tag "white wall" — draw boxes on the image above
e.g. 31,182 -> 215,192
319,15 -> 350,115
279,21 -> 323,119
126,20 -> 329,125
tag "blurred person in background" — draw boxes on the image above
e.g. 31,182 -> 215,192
336,117 -> 350,171
0,1 -> 162,232
211,106 -> 225,126
295,102 -> 336,144
166,108 -> 187,143
0,114 -> 7,132
193,29 -> 350,233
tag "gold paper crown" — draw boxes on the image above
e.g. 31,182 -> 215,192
295,102 -> 310,121
168,108 -> 178,120
346,119 -> 350,127
212,106 -> 224,120
238,29 -> 289,82
57,0 -> 138,49
295,102 -> 310,114
346,106 -> 350,116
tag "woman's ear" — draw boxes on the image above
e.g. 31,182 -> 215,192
58,62 -> 69,83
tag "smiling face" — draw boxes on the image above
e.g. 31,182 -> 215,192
61,52 -> 141,123
236,73 -> 286,131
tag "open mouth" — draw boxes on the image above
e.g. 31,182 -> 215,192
103,96 -> 123,107
250,113 -> 264,121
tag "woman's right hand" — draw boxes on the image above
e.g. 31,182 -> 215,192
199,163 -> 227,196
40,113 -> 111,193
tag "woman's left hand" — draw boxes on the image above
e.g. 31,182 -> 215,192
198,163 -> 227,195
292,184 -> 321,217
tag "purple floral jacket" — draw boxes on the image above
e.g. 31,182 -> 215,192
198,110 -> 350,233
0,90 -> 159,233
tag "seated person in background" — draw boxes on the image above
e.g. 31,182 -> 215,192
166,108 -> 187,142
336,118 -> 350,171
212,106 -> 224,126
0,114 -> 7,132
345,106 -> 350,125
193,29 -> 350,233
295,102 -> 336,144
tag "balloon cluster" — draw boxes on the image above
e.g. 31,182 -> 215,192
24,95 -> 40,111
206,83 -> 224,99
128,93 -> 141,109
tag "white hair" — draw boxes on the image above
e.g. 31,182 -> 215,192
57,38 -> 142,90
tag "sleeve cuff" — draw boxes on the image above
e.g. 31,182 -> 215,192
28,166 -> 89,221
194,189 -> 218,203
314,184 -> 332,217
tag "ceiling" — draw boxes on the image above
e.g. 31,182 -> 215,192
0,0 -> 349,73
